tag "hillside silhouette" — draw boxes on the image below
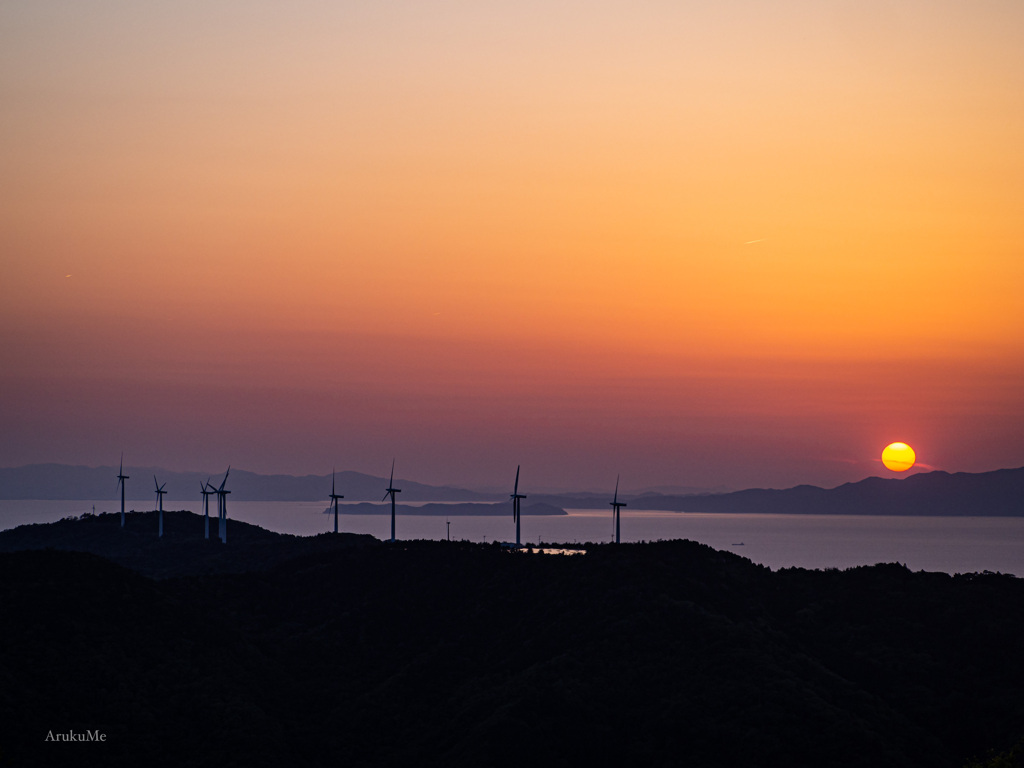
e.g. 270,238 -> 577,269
0,510 -> 377,578
593,467 -> 1024,516
2,513 -> 1023,767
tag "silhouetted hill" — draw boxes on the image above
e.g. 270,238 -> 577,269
0,510 -> 378,578
612,467 -> 1024,516
2,515 -> 1023,767
0,464 -> 497,501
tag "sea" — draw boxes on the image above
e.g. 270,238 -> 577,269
3,499 -> 1022,576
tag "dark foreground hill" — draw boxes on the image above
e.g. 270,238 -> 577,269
2,514 -> 1023,768
0,510 -> 378,578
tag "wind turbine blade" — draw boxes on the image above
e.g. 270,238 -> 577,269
154,475 -> 159,491
614,474 -> 619,504
389,458 -> 395,486
514,465 -> 520,495
119,453 -> 123,474
382,492 -> 390,502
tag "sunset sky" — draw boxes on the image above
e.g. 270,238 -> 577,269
2,0 -> 1022,492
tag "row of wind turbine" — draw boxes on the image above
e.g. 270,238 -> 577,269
115,458 -> 230,541
327,462 -> 399,540
125,458 -> 629,545
326,464 -> 628,546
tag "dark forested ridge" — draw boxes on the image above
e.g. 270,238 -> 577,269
2,513 -> 1023,767
0,510 -> 378,578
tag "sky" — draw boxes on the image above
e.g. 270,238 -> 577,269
2,0 -> 1023,492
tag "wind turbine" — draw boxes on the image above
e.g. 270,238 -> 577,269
329,469 -> 344,534
510,465 -> 526,548
116,454 -> 129,528
215,467 -> 231,544
200,479 -> 213,540
610,475 -> 627,545
382,460 -> 401,543
154,476 -> 167,538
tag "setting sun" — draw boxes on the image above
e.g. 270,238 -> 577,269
882,443 -> 917,472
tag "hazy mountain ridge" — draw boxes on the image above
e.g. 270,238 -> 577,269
0,464 -> 498,502
620,467 -> 1024,516
2,464 -> 1022,516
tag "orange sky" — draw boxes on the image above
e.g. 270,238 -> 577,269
2,1 -> 1022,490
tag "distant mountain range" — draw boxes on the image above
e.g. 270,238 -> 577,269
0,464 -> 497,502
601,467 -> 1024,517
1,464 -> 1021,516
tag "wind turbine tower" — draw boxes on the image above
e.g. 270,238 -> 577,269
215,467 -> 231,544
154,476 -> 167,538
116,455 -> 129,528
610,475 -> 627,545
382,460 -> 401,543
329,469 -> 344,534
200,479 -> 213,540
510,465 -> 526,548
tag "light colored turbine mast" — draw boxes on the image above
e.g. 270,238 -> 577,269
215,466 -> 231,544
154,476 -> 167,538
200,479 -> 213,540
511,465 -> 526,548
116,454 -> 129,528
610,475 -> 627,545
329,469 -> 344,534
383,460 -> 401,543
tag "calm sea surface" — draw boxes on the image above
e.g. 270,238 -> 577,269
2,499 -> 1022,576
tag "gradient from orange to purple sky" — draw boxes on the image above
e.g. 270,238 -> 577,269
2,1 -> 1022,491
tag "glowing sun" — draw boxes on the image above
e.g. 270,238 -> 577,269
881,442 -> 916,472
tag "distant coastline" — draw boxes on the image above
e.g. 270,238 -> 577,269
1,464 -> 1022,516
